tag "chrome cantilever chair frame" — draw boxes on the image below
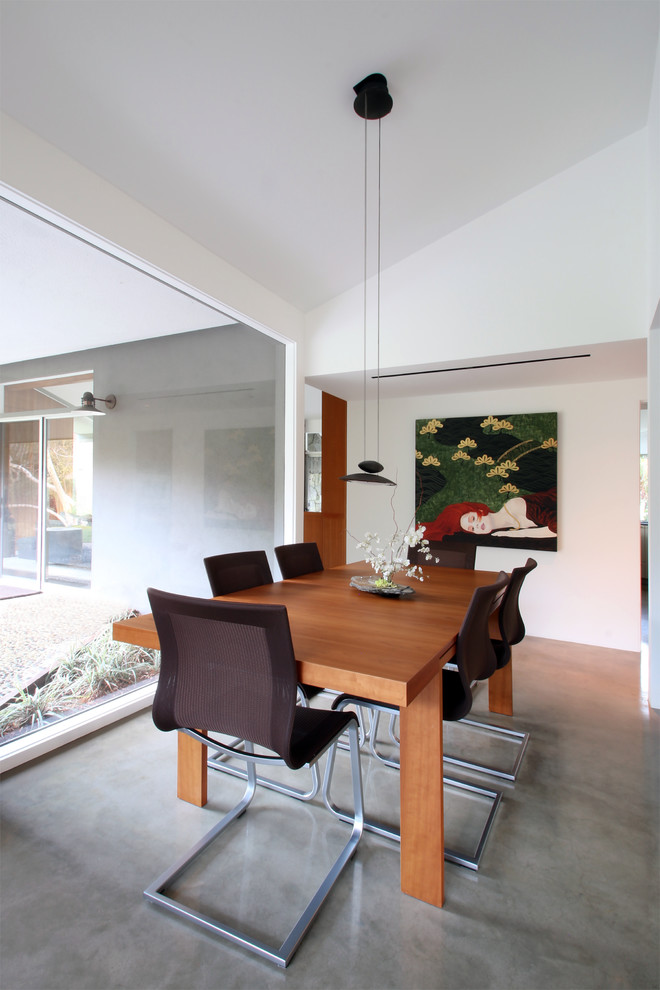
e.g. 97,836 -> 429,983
322,699 -> 502,871
371,706 -> 529,783
442,716 -> 530,782
147,723 -> 364,967
206,682 -> 321,801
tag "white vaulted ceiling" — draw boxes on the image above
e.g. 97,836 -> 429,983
0,0 -> 657,384
2,0 -> 658,312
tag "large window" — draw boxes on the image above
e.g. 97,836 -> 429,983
0,191 -> 293,765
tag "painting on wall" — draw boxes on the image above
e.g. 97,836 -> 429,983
415,412 -> 558,551
204,427 -> 275,528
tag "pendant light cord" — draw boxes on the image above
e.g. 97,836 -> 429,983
363,113 -> 368,464
362,111 -> 383,465
376,117 -> 382,466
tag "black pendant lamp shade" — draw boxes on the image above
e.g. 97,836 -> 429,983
341,72 -> 396,487
340,459 -> 396,484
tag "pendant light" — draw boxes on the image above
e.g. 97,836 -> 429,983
340,73 -> 396,486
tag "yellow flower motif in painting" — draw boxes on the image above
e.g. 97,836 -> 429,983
541,437 -> 558,449
422,455 -> 441,467
499,483 -> 519,495
480,415 -> 513,431
499,459 -> 519,472
486,465 -> 508,478
419,418 -> 444,435
475,455 -> 495,466
458,438 -> 477,449
415,450 -> 423,459
452,451 -> 471,461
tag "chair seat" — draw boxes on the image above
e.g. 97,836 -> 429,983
300,683 -> 325,701
289,706 -> 356,769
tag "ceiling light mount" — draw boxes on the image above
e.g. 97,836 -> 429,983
353,73 -> 393,121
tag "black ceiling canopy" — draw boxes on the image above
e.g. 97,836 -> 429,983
353,73 -> 393,120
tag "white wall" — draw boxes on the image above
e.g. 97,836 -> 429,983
306,131 -> 648,377
344,377 -> 646,652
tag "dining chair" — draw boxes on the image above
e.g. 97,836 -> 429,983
274,541 -> 324,579
274,541 -> 327,705
322,571 -> 509,871
203,549 -> 273,596
203,548 -> 319,800
408,538 -> 476,570
374,537 -> 477,749
144,588 -> 364,968
443,557 -> 537,781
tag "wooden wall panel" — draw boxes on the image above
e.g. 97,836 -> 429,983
303,511 -> 323,546
303,391 -> 347,568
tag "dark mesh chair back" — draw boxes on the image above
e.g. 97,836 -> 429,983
442,571 -> 508,723
498,557 -> 538,648
204,550 -> 273,597
409,539 -> 476,570
273,542 -> 325,702
148,589 -> 299,764
275,542 -> 324,579
443,562 -> 537,783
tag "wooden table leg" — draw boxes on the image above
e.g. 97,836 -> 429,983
488,661 -> 513,716
399,671 -> 444,907
177,732 -> 208,806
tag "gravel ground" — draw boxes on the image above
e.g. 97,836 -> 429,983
0,586 -> 133,701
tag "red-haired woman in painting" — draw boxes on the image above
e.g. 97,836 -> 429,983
423,488 -> 556,541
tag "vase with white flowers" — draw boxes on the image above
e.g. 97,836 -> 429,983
354,518 -> 438,594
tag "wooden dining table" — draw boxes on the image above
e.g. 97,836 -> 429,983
113,562 -> 512,909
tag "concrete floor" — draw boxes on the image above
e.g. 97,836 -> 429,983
1,637 -> 658,990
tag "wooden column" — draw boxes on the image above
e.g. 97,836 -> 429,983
177,733 -> 207,806
399,671 -> 445,907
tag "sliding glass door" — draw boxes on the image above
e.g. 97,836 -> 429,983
1,420 -> 42,585
0,415 -> 93,589
44,416 -> 93,586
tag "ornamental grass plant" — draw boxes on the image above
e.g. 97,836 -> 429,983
0,612 -> 159,739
